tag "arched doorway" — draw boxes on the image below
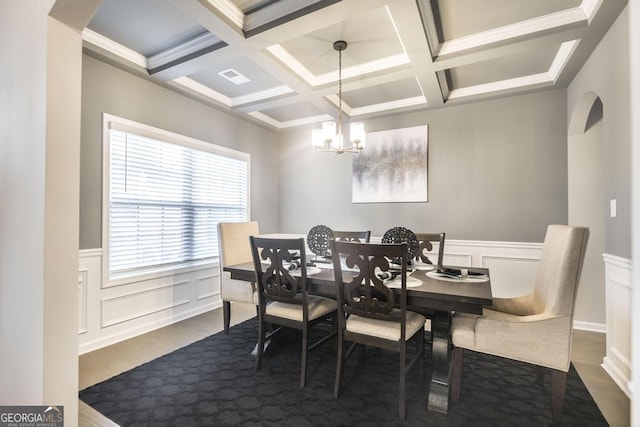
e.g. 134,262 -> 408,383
568,92 -> 606,326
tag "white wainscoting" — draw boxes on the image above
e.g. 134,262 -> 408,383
78,241 -> 617,356
602,253 -> 632,398
78,249 -> 221,355
439,239 -> 543,299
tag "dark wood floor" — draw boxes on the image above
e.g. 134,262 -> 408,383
78,304 -> 630,426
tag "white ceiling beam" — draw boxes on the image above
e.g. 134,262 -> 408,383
386,0 -> 444,107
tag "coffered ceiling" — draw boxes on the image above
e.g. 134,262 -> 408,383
83,0 -> 627,131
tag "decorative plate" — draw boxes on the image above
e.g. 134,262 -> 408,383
307,224 -> 334,258
381,227 -> 419,262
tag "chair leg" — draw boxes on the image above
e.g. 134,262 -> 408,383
333,330 -> 344,398
419,327 -> 425,378
399,341 -> 407,421
451,347 -> 464,403
256,315 -> 266,371
550,369 -> 567,423
300,325 -> 309,387
223,301 -> 231,334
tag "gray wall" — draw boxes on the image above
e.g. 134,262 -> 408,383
278,89 -> 569,242
567,7 -> 631,259
80,55 -> 280,249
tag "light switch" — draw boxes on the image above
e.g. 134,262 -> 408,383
610,199 -> 617,218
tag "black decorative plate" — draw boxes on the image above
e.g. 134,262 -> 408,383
382,227 -> 419,262
307,225 -> 334,258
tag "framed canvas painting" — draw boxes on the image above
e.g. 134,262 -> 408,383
352,125 -> 429,203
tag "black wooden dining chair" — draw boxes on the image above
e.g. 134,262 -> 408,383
412,232 -> 446,340
250,236 -> 337,387
332,230 -> 371,243
414,232 -> 446,266
330,240 -> 426,421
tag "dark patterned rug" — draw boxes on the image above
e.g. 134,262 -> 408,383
80,318 -> 607,426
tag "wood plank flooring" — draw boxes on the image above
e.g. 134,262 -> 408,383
78,304 -> 630,426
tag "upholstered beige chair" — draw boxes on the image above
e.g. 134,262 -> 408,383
451,225 -> 589,422
217,221 -> 260,334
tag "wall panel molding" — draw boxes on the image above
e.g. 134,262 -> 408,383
78,248 -> 222,354
196,273 -> 220,301
101,280 -> 191,327
78,271 -> 88,334
602,253 -> 632,397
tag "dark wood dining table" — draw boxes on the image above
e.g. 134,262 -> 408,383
223,261 -> 493,415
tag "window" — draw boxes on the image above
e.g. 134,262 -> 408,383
103,114 -> 249,282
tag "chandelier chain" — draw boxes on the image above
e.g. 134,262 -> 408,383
338,47 -> 343,136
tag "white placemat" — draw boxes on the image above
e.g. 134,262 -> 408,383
413,262 -> 435,271
290,266 -> 322,276
426,271 -> 489,283
260,262 -> 323,276
384,276 -> 423,288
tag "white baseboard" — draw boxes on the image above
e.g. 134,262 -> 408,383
602,357 -> 632,398
573,320 -> 606,333
79,301 -> 220,355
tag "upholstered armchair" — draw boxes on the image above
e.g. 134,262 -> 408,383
217,221 -> 260,334
451,225 -> 589,422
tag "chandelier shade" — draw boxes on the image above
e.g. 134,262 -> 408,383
311,41 -> 366,154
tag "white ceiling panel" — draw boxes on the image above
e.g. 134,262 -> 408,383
278,6 -> 402,74
343,77 -> 423,109
449,46 -> 559,89
435,0 -> 582,40
87,0 -> 209,56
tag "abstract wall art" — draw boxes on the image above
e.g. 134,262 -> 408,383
352,125 -> 429,203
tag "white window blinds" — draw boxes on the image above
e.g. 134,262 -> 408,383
106,121 -> 248,279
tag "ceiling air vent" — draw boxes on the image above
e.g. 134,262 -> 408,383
218,68 -> 250,85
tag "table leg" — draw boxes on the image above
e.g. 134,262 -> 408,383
428,310 -> 452,414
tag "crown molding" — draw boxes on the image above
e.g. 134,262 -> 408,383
233,85 -> 294,106
147,33 -> 224,71
548,39 -> 580,82
449,73 -> 550,100
438,7 -> 586,57
449,37 -> 580,101
350,96 -> 428,116
82,28 -> 147,69
248,111 -> 332,129
204,0 -> 244,28
243,0 -> 319,31
268,44 -> 410,87
172,76 -> 232,107
313,54 -> 411,86
581,0 -> 603,23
